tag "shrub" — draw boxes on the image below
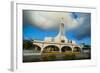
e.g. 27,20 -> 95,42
62,54 -> 75,60
41,54 -> 56,61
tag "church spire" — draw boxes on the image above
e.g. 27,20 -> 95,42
54,17 -> 68,43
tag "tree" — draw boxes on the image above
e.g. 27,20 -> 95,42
23,40 -> 33,49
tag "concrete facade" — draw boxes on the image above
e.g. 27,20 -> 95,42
31,18 -> 82,53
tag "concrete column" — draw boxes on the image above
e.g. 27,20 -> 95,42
72,46 -> 74,53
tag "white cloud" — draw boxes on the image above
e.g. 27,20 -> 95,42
24,10 -> 85,30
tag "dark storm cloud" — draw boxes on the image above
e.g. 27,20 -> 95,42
69,13 -> 91,40
23,10 -> 30,24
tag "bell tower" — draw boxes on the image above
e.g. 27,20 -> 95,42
60,18 -> 65,43
54,18 -> 68,43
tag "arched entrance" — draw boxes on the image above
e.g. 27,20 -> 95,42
61,46 -> 72,52
73,47 -> 80,52
42,45 -> 60,53
32,44 -> 41,53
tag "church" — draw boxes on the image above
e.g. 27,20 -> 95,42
31,18 -> 82,54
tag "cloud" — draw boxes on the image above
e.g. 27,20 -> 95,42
23,10 -> 91,40
23,10 -> 84,30
69,13 -> 91,40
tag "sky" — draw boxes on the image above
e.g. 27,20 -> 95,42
23,10 -> 91,45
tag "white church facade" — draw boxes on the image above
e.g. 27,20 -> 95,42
31,18 -> 82,54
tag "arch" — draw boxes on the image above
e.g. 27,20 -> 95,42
73,47 -> 80,52
42,45 -> 60,53
61,46 -> 72,52
32,44 -> 41,53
